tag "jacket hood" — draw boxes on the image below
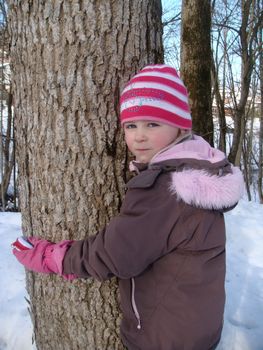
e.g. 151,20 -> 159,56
169,166 -> 244,210
129,135 -> 245,210
151,135 -> 226,164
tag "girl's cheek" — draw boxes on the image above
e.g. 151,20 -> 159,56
154,136 -> 166,147
124,133 -> 130,144
124,135 -> 133,150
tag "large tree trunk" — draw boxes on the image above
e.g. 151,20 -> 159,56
180,0 -> 213,145
8,1 -> 163,349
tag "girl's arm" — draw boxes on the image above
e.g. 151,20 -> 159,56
62,184 -> 189,281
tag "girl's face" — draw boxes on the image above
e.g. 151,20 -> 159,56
124,120 -> 180,163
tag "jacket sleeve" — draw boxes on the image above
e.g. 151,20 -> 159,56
62,181 -> 189,281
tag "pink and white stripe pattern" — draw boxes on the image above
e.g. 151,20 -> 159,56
120,64 -> 192,129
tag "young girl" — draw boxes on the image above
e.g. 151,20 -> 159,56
12,64 -> 244,350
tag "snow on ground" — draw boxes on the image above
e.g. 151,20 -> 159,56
0,199 -> 263,349
0,213 -> 34,350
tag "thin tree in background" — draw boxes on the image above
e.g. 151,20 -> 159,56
211,0 -> 230,153
258,8 -> 263,203
228,0 -> 263,165
211,0 -> 262,200
162,1 -> 181,70
242,72 -> 258,201
8,1 -> 163,349
0,0 -> 16,211
0,20 -> 5,209
180,0 -> 214,145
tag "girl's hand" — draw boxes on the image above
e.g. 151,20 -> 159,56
12,237 -> 54,274
12,236 -> 77,280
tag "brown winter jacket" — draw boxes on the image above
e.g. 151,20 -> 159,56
63,136 -> 244,350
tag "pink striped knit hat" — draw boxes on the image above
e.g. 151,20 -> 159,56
120,64 -> 192,129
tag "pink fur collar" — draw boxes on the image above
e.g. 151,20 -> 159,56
169,166 -> 244,209
154,135 -> 244,209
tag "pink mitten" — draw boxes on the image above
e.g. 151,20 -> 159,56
44,240 -> 76,280
13,237 -> 54,273
12,237 -> 76,280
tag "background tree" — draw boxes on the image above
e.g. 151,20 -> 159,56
242,72 -> 258,201
211,0 -> 230,153
162,1 -> 181,70
164,0 -> 262,201
258,8 -> 263,203
8,1 -> 163,349
180,0 -> 214,145
0,0 -> 16,211
226,0 -> 263,165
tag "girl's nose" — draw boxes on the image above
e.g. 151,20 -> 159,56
134,127 -> 147,142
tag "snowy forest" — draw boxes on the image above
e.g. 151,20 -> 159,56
0,0 -> 262,350
0,0 -> 263,211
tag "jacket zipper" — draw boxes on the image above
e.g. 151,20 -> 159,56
131,278 -> 142,330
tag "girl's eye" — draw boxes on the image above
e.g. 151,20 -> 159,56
125,123 -> 136,129
148,122 -> 160,127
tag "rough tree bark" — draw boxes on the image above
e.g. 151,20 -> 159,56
180,0 -> 214,145
8,1 -> 163,349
